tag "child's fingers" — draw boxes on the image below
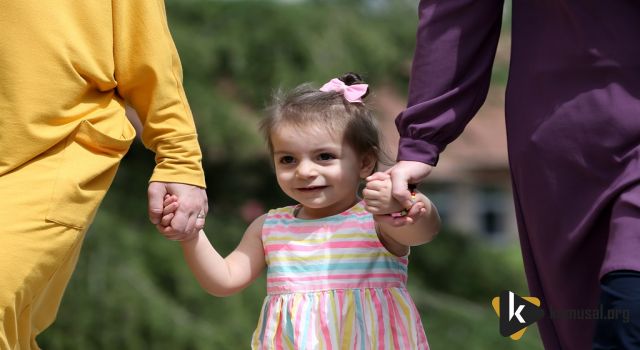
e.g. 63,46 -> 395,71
163,202 -> 179,215
366,171 -> 389,182
163,194 -> 178,205
161,213 -> 174,227
163,195 -> 178,206
362,188 -> 382,202
156,224 -> 174,237
362,187 -> 391,200
362,188 -> 382,200
364,204 -> 382,214
156,224 -> 185,241
365,180 -> 387,191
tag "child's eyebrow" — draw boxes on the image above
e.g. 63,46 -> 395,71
273,146 -> 341,155
315,146 -> 341,153
273,151 -> 294,157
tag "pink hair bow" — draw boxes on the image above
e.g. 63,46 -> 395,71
319,78 -> 368,103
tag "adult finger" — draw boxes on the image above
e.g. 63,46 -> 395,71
203,191 -> 209,216
170,207 -> 189,234
156,224 -> 177,238
403,202 -> 424,223
158,225 -> 191,241
388,161 -> 433,208
195,220 -> 206,231
194,211 -> 206,231
389,173 -> 413,209
183,213 -> 198,238
148,182 -> 168,225
376,215 -> 408,227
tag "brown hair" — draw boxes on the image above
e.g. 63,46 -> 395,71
260,73 -> 385,169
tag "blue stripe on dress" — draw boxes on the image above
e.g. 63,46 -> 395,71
268,261 -> 407,273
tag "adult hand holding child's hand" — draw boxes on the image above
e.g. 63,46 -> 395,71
148,182 -> 208,241
363,171 -> 425,226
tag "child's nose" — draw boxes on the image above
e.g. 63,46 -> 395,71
295,160 -> 318,178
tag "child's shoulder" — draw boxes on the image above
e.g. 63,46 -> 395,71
262,201 -> 372,224
263,204 -> 297,218
267,205 -> 296,214
351,200 -> 370,216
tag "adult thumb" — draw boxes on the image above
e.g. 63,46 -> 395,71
390,173 -> 413,209
148,182 -> 167,224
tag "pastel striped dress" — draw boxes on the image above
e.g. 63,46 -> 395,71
251,201 -> 429,349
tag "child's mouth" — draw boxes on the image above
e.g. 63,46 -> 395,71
298,186 -> 327,192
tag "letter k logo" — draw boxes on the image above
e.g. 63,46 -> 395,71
492,290 -> 544,340
509,291 -> 525,323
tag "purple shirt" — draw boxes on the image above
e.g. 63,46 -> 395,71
397,1 -> 640,349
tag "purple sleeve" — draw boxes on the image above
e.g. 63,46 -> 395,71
396,0 -> 505,165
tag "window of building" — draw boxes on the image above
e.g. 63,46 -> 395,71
477,186 -> 506,237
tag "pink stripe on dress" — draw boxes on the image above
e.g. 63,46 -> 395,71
265,240 -> 382,253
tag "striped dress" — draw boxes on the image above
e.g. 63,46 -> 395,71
251,201 -> 429,349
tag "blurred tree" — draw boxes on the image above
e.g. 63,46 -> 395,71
162,0 -> 418,162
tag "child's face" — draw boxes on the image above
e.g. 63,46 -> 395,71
271,124 -> 374,219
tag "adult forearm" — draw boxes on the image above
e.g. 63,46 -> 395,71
397,0 -> 504,164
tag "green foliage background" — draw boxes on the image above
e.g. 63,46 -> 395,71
39,0 -> 542,349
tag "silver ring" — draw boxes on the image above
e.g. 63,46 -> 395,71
196,213 -> 205,219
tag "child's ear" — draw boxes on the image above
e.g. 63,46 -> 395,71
359,152 -> 377,179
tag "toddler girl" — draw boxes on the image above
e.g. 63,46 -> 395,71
162,73 -> 440,349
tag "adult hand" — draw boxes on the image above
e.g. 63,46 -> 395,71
148,181 -> 208,241
373,201 -> 427,227
386,161 -> 433,208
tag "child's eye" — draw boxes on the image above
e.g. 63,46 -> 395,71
279,156 -> 295,164
318,153 -> 336,161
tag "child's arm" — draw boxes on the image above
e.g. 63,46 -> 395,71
180,215 -> 267,297
363,172 -> 440,256
161,195 -> 267,297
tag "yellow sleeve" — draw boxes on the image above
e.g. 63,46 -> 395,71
113,0 -> 206,188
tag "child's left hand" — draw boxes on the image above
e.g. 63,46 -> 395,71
363,172 -> 405,215
364,172 -> 428,226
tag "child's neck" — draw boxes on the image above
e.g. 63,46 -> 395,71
295,197 -> 360,220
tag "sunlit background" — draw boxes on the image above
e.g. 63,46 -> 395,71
39,1 -> 544,349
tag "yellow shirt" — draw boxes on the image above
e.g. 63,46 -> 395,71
0,0 -> 205,188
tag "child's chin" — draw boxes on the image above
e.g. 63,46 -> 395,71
299,200 -> 327,208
